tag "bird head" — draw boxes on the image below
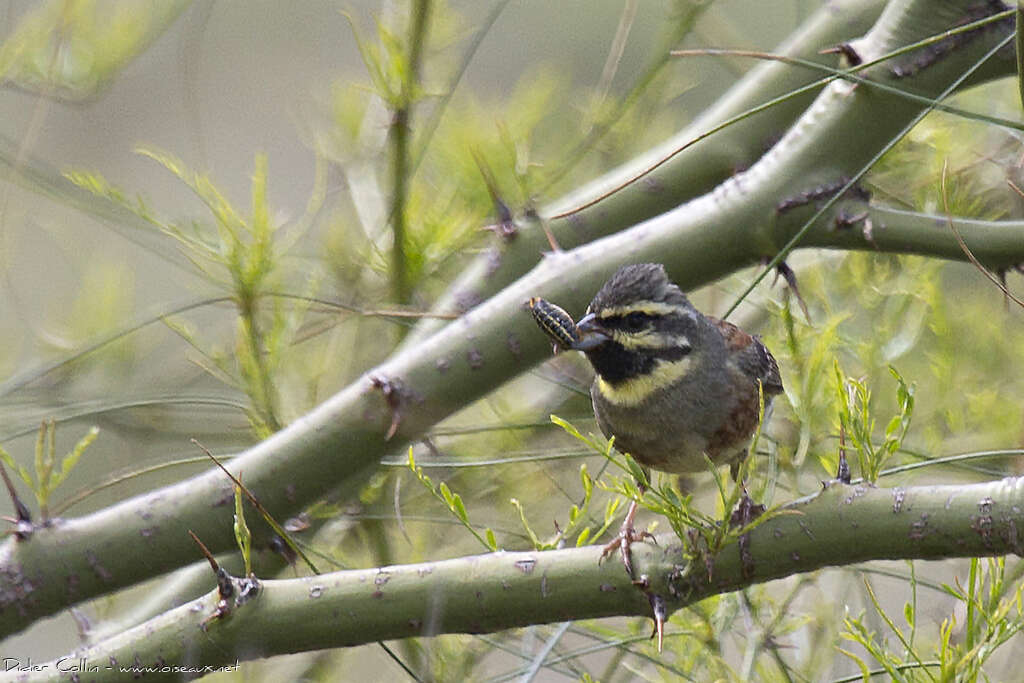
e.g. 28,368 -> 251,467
572,264 -> 697,389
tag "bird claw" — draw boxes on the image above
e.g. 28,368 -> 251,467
729,489 -> 766,529
598,523 -> 656,578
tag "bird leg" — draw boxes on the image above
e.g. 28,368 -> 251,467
599,486 -> 656,579
730,485 -> 766,581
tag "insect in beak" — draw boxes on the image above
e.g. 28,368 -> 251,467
572,313 -> 610,351
528,297 -> 580,351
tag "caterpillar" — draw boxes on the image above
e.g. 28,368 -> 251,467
528,297 -> 579,350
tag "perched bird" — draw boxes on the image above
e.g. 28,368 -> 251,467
573,263 -> 783,478
533,263 -> 783,571
529,263 -> 783,650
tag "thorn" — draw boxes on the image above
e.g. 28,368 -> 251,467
649,593 -> 667,652
473,149 -> 518,241
268,534 -> 298,566
729,459 -> 741,483
191,529 -> 237,628
69,607 -> 91,642
833,209 -> 868,230
539,218 -> 561,252
201,573 -> 235,630
998,268 -> 1009,311
189,529 -> 221,574
774,261 -> 811,324
214,567 -> 235,601
837,425 -> 851,484
819,42 -> 862,66
521,204 -> 561,251
0,463 -> 32,540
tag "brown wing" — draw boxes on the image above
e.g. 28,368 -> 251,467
709,317 -> 783,396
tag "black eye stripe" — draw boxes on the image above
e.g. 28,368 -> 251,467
599,310 -> 695,331
601,312 -> 655,330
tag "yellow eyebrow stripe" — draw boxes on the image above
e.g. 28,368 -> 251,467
612,329 -> 690,350
596,356 -> 694,406
597,302 -> 689,319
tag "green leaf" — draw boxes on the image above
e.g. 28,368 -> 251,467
233,484 -> 253,575
450,492 -> 469,522
885,414 -> 903,439
552,414 -> 611,456
580,464 -> 593,498
54,427 -> 99,489
0,445 -> 34,490
940,582 -> 966,601
511,497 -> 543,550
836,647 -> 872,681
604,497 -> 622,523
439,481 -> 455,508
34,421 -> 48,492
624,454 -> 646,485
550,414 -> 583,441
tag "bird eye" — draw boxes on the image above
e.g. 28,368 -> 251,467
624,312 -> 647,331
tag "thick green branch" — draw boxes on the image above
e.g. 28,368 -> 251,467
810,205 -> 1024,268
23,478 -> 1024,682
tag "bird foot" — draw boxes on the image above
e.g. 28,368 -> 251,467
599,520 -> 656,578
730,490 -> 766,581
598,498 -> 666,651
729,490 -> 766,530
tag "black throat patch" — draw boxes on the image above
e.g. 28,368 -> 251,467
584,343 -> 690,385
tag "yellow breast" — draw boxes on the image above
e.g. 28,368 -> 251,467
595,356 -> 694,407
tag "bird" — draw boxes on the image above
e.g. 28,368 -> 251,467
534,263 -> 783,571
574,263 -> 782,473
529,263 -> 784,650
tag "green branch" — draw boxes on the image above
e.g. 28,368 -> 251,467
389,0 -> 432,304
22,479 -> 1024,680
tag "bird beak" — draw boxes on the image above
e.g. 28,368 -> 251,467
572,313 -> 610,351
